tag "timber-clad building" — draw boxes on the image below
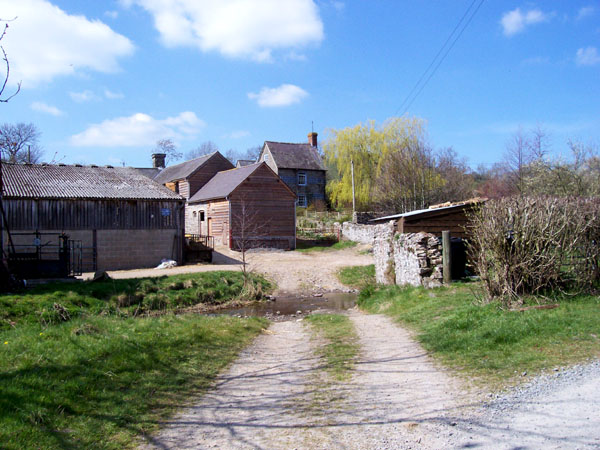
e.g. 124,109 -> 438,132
2,163 -> 185,271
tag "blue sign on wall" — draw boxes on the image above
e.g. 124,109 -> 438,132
161,208 -> 171,217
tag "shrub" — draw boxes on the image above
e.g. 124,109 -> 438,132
469,196 -> 600,305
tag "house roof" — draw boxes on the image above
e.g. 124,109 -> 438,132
134,167 -> 161,179
264,141 -> 326,171
188,163 -> 263,203
236,159 -> 255,167
2,163 -> 183,201
153,152 -> 230,184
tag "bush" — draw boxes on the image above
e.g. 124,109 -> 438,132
469,196 -> 600,305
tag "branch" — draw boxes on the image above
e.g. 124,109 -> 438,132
0,22 -> 21,103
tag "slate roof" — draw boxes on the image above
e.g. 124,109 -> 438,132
153,152 -> 230,184
236,159 -> 255,167
189,163 -> 263,203
264,142 -> 326,171
2,163 -> 182,200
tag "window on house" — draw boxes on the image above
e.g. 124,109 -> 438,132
200,211 -> 205,221
298,195 -> 307,207
264,154 -> 270,162
298,172 -> 306,186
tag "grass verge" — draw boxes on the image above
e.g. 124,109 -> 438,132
296,240 -> 357,253
337,264 -> 375,289
0,314 -> 268,449
1,271 -> 271,330
358,283 -> 600,386
305,313 -> 359,380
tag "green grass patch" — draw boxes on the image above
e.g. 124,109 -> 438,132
305,314 -> 359,380
358,283 -> 600,386
296,240 -> 357,253
1,271 -> 272,330
0,314 -> 268,449
337,264 -> 375,289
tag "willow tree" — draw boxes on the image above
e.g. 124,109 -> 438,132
325,117 -> 446,211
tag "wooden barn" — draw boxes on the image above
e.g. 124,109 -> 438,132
1,163 -> 185,273
187,162 -> 297,250
152,152 -> 234,234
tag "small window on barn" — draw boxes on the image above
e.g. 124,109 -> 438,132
264,154 -> 269,162
298,172 -> 307,186
200,211 -> 205,221
174,182 -> 180,194
298,195 -> 307,207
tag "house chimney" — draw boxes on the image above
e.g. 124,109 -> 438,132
308,132 -> 318,147
152,153 -> 166,169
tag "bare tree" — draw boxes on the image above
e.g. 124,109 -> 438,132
154,138 -> 182,164
185,141 -> 218,160
0,123 -> 43,163
243,145 -> 262,161
0,20 -> 20,103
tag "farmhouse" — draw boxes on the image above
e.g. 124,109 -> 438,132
1,163 -> 185,273
257,132 -> 326,208
152,152 -> 234,234
187,162 -> 297,250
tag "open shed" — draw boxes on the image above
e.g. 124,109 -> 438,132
1,163 -> 185,273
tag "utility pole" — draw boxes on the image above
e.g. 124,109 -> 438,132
351,159 -> 356,215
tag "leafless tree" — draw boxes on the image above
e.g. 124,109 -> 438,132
0,123 -> 43,163
0,20 -> 20,103
154,138 -> 182,164
185,141 -> 218,160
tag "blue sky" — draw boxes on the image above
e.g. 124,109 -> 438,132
1,0 -> 598,169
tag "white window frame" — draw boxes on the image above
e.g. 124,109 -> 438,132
264,154 -> 270,162
298,195 -> 307,207
298,171 -> 307,186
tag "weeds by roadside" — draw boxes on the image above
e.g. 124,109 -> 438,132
337,265 -> 375,289
305,314 -> 359,380
358,283 -> 600,387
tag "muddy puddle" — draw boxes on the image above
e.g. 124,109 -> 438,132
214,292 -> 358,320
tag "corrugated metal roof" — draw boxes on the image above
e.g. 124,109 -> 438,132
2,163 -> 183,200
264,141 -> 326,171
153,152 -> 233,184
370,200 -> 486,222
188,163 -> 263,202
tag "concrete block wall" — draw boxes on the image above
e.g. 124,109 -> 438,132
184,204 -> 206,235
3,228 -> 180,272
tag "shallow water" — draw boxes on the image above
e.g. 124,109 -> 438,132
216,292 -> 358,318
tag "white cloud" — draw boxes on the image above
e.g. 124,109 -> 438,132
577,6 -> 595,20
70,111 -> 205,147
0,0 -> 134,87
500,7 -> 550,36
104,10 -> 119,19
31,101 -> 63,116
104,89 -> 124,99
576,46 -> 600,66
121,0 -> 323,62
248,84 -> 308,107
69,90 -> 98,102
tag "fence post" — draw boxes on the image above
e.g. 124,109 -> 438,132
442,230 -> 451,284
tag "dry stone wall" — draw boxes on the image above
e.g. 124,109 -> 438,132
342,222 -> 387,245
392,232 -> 443,288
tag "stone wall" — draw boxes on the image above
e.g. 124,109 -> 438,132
392,232 -> 443,288
342,221 -> 394,245
372,230 -> 444,288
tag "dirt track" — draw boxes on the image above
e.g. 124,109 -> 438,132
84,245 -> 373,294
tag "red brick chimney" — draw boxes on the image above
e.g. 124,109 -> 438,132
308,132 -> 318,147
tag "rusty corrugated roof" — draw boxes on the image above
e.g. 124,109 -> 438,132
2,163 -> 183,200
264,141 -> 326,171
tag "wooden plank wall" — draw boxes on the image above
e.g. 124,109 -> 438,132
401,210 -> 471,238
187,155 -> 233,199
4,198 -> 182,230
205,199 -> 230,244
229,164 -> 296,247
